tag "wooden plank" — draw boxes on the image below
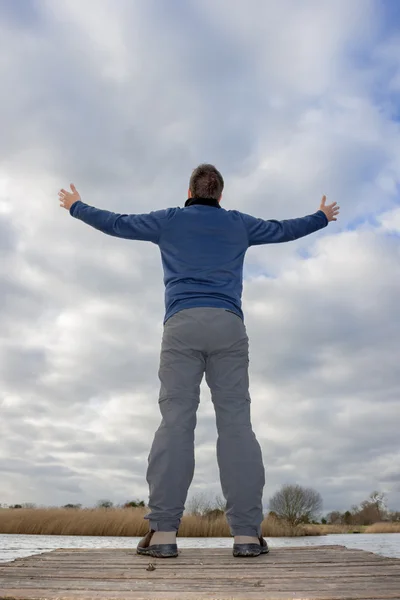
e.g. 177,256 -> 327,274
21,546 -> 374,556
6,555 -> 390,564
2,571 -> 400,590
2,565 -> 400,577
20,546 -> 364,556
1,592 -> 400,600
7,558 -> 395,568
29,552 -> 389,560
17,547 -> 390,558
13,552 -> 393,561
1,580 -> 400,594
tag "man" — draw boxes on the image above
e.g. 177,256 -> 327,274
59,164 -> 339,558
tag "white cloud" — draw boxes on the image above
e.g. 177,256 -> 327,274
0,0 -> 399,514
377,206 -> 400,232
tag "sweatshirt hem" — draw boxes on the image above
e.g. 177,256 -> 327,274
164,302 -> 243,325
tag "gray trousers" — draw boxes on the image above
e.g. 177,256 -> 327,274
144,307 -> 265,537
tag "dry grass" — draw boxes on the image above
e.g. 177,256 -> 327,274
0,508 -> 150,538
364,521 -> 400,533
0,508 -> 322,537
0,508 -> 398,537
307,523 -> 367,534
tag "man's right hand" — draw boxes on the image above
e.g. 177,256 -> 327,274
319,195 -> 340,222
59,183 -> 81,211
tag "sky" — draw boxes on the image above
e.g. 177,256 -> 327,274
0,0 -> 399,518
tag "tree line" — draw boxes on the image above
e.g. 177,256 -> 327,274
1,486 -> 399,527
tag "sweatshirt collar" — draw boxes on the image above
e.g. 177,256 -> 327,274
184,197 -> 221,209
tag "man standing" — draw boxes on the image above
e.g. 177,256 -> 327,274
59,164 -> 339,558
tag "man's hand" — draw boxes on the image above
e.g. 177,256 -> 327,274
319,195 -> 340,222
58,183 -> 81,211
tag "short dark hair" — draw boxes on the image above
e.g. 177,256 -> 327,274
189,164 -> 224,200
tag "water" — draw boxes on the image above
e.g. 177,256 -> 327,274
1,533 -> 400,563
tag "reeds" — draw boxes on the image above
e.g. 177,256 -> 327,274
0,508 -> 398,537
364,522 -> 400,533
0,508 -> 313,537
306,523 -> 366,534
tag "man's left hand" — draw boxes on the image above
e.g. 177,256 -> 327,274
58,183 -> 81,211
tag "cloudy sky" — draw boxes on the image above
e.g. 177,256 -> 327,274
1,0 -> 399,517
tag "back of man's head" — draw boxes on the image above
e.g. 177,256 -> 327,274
188,164 -> 224,201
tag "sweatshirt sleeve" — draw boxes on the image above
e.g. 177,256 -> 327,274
239,210 -> 329,246
69,200 -> 174,244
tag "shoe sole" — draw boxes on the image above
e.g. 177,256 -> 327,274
233,547 -> 270,557
137,546 -> 178,558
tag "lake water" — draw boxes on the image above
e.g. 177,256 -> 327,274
1,533 -> 400,563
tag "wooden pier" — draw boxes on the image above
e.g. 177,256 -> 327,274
0,544 -> 399,599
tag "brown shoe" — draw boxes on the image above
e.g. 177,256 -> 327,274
137,530 -> 178,558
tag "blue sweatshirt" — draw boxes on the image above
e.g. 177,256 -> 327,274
70,197 -> 329,324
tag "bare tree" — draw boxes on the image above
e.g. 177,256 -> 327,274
365,491 -> 388,520
185,492 -> 227,516
268,484 -> 323,526
326,510 -> 342,524
351,491 -> 389,525
213,494 -> 227,512
185,491 -> 212,516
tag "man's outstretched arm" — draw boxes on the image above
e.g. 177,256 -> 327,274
240,195 -> 340,246
58,183 -> 171,244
